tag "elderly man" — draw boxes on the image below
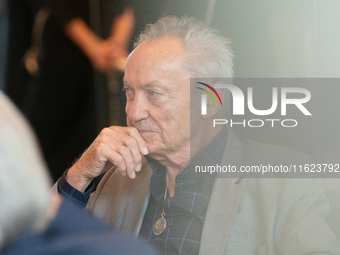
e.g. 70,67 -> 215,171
57,17 -> 340,254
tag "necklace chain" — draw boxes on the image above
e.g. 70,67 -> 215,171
153,185 -> 168,235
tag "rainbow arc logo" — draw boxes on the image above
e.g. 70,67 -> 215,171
196,82 -> 222,106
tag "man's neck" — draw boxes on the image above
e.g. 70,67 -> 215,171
165,166 -> 182,197
149,144 -> 190,197
149,124 -> 224,197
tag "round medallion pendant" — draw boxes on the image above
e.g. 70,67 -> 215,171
153,216 -> 166,235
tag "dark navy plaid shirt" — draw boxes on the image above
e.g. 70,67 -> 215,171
58,129 -> 227,255
139,129 -> 227,255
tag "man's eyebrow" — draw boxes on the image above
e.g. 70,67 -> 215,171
123,80 -> 168,90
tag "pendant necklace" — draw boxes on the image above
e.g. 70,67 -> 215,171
153,185 -> 167,235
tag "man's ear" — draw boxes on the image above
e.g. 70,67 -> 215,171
202,86 -> 225,119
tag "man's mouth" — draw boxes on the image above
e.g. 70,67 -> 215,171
138,129 -> 155,134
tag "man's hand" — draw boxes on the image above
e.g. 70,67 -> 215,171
66,127 -> 148,192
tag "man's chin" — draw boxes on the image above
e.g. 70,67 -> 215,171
138,132 -> 161,154
143,141 -> 159,157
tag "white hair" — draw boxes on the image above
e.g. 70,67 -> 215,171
0,92 -> 51,250
134,16 -> 234,78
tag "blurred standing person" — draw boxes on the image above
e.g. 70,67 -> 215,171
5,0 -> 135,181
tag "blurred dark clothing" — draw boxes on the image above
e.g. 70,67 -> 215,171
5,0 -> 38,108
2,199 -> 157,255
26,0 -> 98,182
5,0 -> 123,181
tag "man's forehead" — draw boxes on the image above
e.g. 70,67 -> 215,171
130,36 -> 185,62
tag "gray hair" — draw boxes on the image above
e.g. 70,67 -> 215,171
134,16 -> 234,78
0,92 -> 51,250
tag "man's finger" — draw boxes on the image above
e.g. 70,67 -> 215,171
105,149 -> 127,177
108,130 -> 143,174
117,145 -> 135,179
112,126 -> 149,155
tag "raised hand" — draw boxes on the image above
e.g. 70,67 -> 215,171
66,126 -> 148,192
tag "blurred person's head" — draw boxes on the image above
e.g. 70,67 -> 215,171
0,92 -> 52,250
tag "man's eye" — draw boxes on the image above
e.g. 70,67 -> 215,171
149,91 -> 161,97
123,87 -> 132,94
123,87 -> 134,100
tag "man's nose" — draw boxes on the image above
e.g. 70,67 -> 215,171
126,94 -> 148,122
